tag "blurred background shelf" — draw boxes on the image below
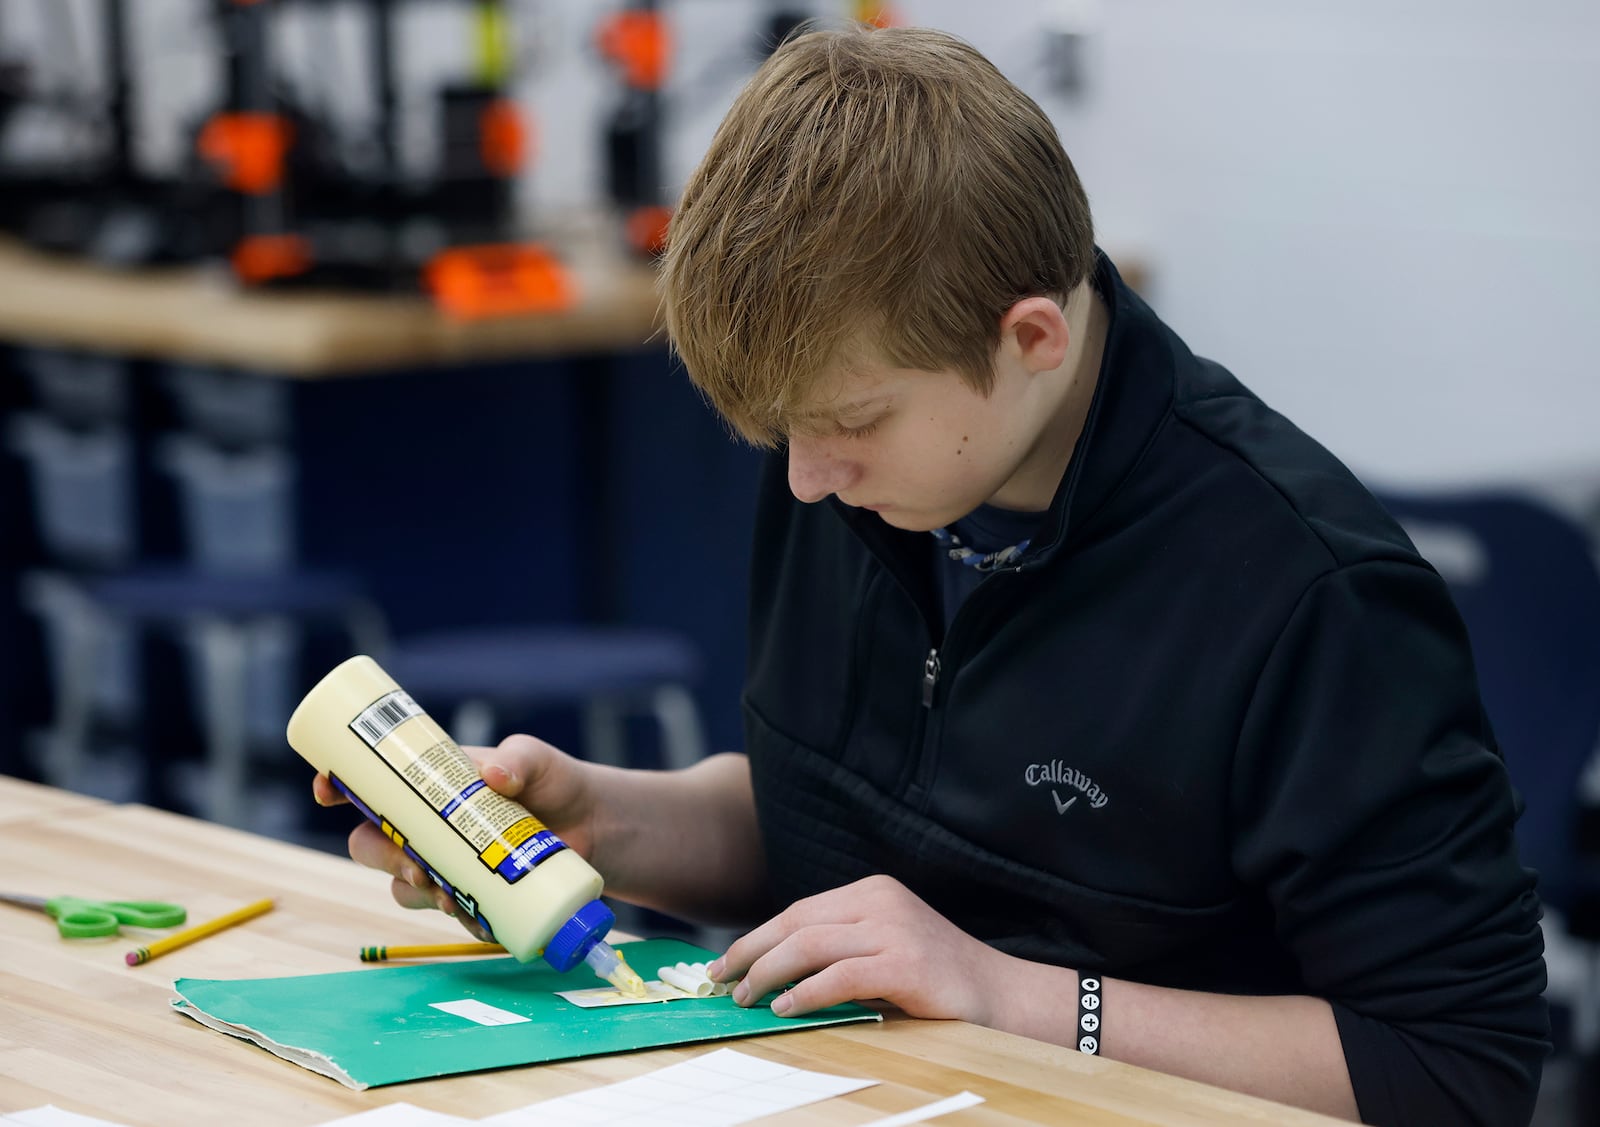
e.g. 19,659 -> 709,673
0,220 -> 663,375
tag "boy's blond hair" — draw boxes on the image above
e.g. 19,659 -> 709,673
661,24 -> 1095,447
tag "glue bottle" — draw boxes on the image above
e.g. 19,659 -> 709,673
286,654 -> 645,994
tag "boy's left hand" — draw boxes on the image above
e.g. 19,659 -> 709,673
706,874 -> 1006,1024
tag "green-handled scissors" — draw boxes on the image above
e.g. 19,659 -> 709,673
0,892 -> 186,938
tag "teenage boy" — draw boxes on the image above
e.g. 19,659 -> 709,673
316,24 -> 1547,1126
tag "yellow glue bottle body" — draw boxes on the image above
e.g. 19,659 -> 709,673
286,655 -> 641,992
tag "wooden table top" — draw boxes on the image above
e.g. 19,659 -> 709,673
0,776 -> 1339,1126
0,774 -> 109,827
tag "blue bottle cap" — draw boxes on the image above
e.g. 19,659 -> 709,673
542,899 -> 616,973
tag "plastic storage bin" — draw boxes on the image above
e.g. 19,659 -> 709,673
157,433 -> 295,572
6,411 -> 136,569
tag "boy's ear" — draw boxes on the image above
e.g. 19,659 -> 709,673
999,297 -> 1071,374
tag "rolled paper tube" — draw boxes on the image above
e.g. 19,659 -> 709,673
689,962 -> 733,996
657,963 -> 714,997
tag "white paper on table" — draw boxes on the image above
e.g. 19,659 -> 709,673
0,1109 -> 131,1127
313,1103 -> 476,1126
479,1047 -> 877,1127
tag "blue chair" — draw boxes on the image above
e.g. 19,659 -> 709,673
10,404 -> 381,827
93,435 -> 385,825
379,625 -> 707,771
1377,489 -> 1600,915
1378,488 -> 1600,1067
82,566 -> 385,826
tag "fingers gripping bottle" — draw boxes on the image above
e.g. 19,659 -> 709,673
286,655 -> 644,994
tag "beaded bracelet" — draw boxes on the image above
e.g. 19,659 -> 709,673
1077,975 -> 1101,1055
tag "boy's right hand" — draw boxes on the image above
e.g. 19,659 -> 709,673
311,733 -> 600,916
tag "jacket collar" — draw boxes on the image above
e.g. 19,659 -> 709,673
1024,250 -> 1184,563
830,251 -> 1183,572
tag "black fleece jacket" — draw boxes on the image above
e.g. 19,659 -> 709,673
740,254 -> 1549,1126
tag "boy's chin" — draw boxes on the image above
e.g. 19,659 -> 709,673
872,508 -> 946,533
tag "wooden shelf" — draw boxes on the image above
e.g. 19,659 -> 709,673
0,226 -> 663,377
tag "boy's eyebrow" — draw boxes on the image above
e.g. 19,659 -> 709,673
789,395 -> 891,422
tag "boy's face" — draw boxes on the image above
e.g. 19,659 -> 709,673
784,350 -> 1052,530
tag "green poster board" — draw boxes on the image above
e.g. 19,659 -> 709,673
172,937 -> 881,1089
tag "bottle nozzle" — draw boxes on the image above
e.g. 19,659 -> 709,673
584,938 -> 647,997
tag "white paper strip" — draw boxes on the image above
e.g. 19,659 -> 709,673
427,998 -> 530,1026
555,980 -> 681,1007
858,1090 -> 986,1126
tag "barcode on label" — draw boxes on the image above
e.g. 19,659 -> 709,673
350,690 -> 423,748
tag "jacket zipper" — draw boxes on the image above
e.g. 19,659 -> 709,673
909,565 -> 1028,802
919,562 -> 1028,711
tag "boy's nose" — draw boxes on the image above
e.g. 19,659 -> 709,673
787,437 -> 860,504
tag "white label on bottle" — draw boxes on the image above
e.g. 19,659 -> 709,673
428,999 -> 530,1026
350,690 -> 424,749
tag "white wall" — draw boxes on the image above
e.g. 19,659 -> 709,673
839,2 -> 1600,496
8,0 -> 1598,498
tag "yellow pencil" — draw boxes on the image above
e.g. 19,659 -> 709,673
124,898 -> 275,966
360,942 -> 508,962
